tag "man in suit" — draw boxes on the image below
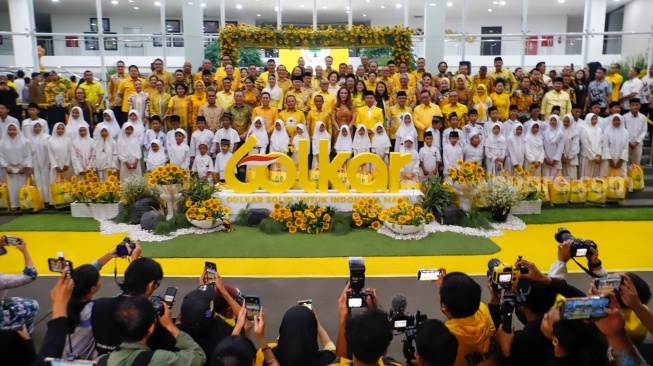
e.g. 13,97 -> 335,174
356,90 -> 384,133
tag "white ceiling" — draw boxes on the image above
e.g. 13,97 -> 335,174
28,0 -> 631,26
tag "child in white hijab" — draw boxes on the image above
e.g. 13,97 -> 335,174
91,124 -> 119,181
312,121 -> 331,167
505,124 -> 525,176
145,140 -> 167,173
168,128 -> 190,170
48,122 -> 73,183
600,114 -> 629,177
334,125 -> 353,154
246,117 -> 270,156
400,136 -> 420,183
484,122 -> 506,176
395,113 -> 418,152
269,119 -> 290,153
542,115 -> 565,178
561,114 -> 580,180
71,125 -> 94,179
352,125 -> 371,156
292,123 -> 309,163
579,113 -> 603,178
126,109 -> 146,140
29,121 -> 51,204
524,122 -> 545,177
0,123 -> 32,209
371,123 -> 391,164
67,107 -> 90,140
97,110 -> 120,140
117,122 -> 143,182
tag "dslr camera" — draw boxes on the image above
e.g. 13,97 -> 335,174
116,237 -> 136,257
151,295 -> 165,317
554,227 -> 597,257
487,256 -> 528,290
347,257 -> 373,308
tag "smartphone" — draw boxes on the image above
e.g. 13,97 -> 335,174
205,261 -> 217,283
245,295 -> 261,321
418,269 -> 442,281
5,236 -> 21,246
562,296 -> 610,320
298,299 -> 313,310
48,258 -> 73,273
163,287 -> 177,308
595,277 -> 622,293
45,358 -> 97,365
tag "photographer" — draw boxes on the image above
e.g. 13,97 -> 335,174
548,240 -> 606,280
437,270 -> 499,366
616,273 -> 653,340
91,257 -> 172,355
0,236 -> 39,333
413,319 -> 458,366
104,297 -> 206,366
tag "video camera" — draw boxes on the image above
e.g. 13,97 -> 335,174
347,257 -> 373,308
388,294 -> 428,363
116,237 -> 136,257
487,256 -> 529,290
554,227 -> 597,258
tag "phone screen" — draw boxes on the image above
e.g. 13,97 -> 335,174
298,299 -> 313,310
48,258 -> 73,273
205,262 -> 217,283
418,269 -> 441,281
164,287 -> 177,307
5,236 -> 20,246
245,295 -> 260,320
595,277 -> 622,293
562,297 -> 610,320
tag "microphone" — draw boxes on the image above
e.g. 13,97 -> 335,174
391,294 -> 407,314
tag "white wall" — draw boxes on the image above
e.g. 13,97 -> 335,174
622,0 -> 653,57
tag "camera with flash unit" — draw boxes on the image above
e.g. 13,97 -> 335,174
487,256 -> 528,290
347,257 -> 372,308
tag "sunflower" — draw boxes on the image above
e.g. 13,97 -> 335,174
352,212 -> 361,220
472,160 -> 478,166
450,171 -> 457,179
488,173 -> 494,180
397,197 -> 405,204
515,165 -> 524,175
426,213 -> 435,221
323,214 -> 331,222
308,203 -> 316,210
352,203 -> 359,210
274,203 -> 281,210
448,167 -> 457,175
322,223 -> 329,230
161,170 -> 169,177
502,169 -> 509,177
223,208 -> 231,215
457,176 -> 465,184
456,159 -> 464,166
466,175 -> 474,182
70,175 -> 78,183
371,221 -> 381,230
529,164 -> 536,171
171,165 -> 180,173
524,171 -> 530,177
289,226 -> 298,234
147,178 -> 157,185
355,219 -> 363,227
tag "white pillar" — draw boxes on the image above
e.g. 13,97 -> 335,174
521,0 -> 528,68
582,0 -> 606,65
277,0 -> 282,30
403,0 -> 409,28
348,0 -> 353,30
313,0 -> 317,31
9,0 -> 37,70
220,0 -> 225,30
182,1 -> 204,71
95,0 -> 106,92
160,0 -> 167,67
423,0 -> 445,71
461,0 -> 468,61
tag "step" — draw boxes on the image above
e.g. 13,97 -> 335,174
618,198 -> 653,207
627,187 -> 653,199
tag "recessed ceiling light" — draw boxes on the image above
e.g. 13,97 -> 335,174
381,5 -> 385,8
154,1 -> 161,5
300,4 -> 305,7
51,0 -> 59,2
493,1 -> 497,3
274,6 -> 278,11
447,2 -> 453,6
429,3 -> 436,5
134,6 -> 139,9
235,4 -> 242,8
346,6 -> 350,9
363,13 -> 367,16
499,0 -> 505,4
322,6 -> 327,8
201,3 -> 206,6
188,2 -> 193,4
487,8 -> 493,11
111,0 -> 119,4
558,0 -> 564,3
256,13 -> 261,16
366,0 -> 370,2
128,0 -> 133,2
346,10 -> 349,13
396,3 -> 402,8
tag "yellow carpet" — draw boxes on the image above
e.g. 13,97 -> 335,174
1,221 -> 650,277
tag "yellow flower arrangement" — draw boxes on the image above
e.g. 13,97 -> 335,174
218,24 -> 413,68
270,201 -> 334,234
380,198 -> 434,227
448,160 -> 485,186
149,164 -> 190,186
185,197 -> 232,225
350,198 -> 384,230
69,169 -> 121,204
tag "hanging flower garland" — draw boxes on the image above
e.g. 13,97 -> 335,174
218,24 -> 414,67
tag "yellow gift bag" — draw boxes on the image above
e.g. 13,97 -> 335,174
19,176 -> 45,212
356,167 -> 372,184
606,169 -> 627,202
586,178 -> 607,207
0,178 -> 10,211
550,175 -> 570,206
309,167 -> 320,183
246,166 -> 268,183
292,163 -> 302,190
337,167 -> 349,188
568,180 -> 587,204
268,164 -> 286,183
50,173 -> 74,209
540,179 -> 551,205
628,164 -> 645,191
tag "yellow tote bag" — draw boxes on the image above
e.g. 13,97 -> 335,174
0,178 -> 10,211
568,180 -> 587,204
309,167 -> 320,182
50,173 -> 73,209
19,176 -> 45,212
586,178 -> 607,207
627,164 -> 645,191
550,175 -> 570,206
606,169 -> 627,202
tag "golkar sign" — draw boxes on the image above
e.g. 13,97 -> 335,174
225,136 -> 413,194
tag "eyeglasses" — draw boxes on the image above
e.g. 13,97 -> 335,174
153,281 -> 160,290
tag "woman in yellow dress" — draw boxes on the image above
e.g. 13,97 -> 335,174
489,79 -> 510,121
146,75 -> 159,95
189,80 -> 206,133
352,80 -> 367,109
331,87 -> 356,146
417,73 -> 438,106
243,76 -> 261,109
167,83 -> 192,134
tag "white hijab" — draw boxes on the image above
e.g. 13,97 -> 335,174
101,109 -> 121,139
399,135 -> 418,160
29,121 -> 50,168
334,125 -> 353,152
146,140 -> 168,167
484,122 -> 506,149
0,123 -> 29,166
49,122 -> 72,166
72,125 -> 94,169
312,121 -> 331,152
247,116 -> 269,148
116,122 -> 142,161
580,113 -> 602,155
66,106 -> 90,140
506,124 -> 525,166
604,114 -> 629,161
270,119 -> 290,152
372,123 -> 391,150
292,123 -> 309,150
127,109 -> 145,139
544,115 -> 564,145
352,125 -> 371,151
396,112 -> 417,141
524,121 -> 543,149
92,124 -> 115,167
263,76 -> 281,101
561,114 -> 579,155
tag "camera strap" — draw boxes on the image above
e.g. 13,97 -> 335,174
571,257 -> 601,278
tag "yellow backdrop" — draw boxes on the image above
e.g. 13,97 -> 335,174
279,49 -> 349,70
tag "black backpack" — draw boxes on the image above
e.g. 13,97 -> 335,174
96,350 -> 154,366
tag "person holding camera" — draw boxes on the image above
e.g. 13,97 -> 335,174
548,240 -> 606,280
102,296 -> 206,366
0,236 -> 39,334
413,319 -> 458,366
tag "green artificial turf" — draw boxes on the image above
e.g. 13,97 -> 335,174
139,226 -> 501,258
516,207 -> 653,225
0,213 -> 100,232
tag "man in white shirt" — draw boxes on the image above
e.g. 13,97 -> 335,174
212,113 -> 240,153
623,98 -> 647,165
639,65 -> 653,143
619,67 -> 643,113
0,102 -> 19,140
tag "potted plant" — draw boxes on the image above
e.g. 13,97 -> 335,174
379,198 -> 435,234
510,165 -> 544,215
69,169 -> 123,219
148,164 -> 191,220
185,197 -> 233,230
479,178 -> 523,222
420,175 -> 452,219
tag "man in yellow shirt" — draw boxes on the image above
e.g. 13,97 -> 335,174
394,74 -> 416,109
441,90 -> 469,127
78,70 -> 105,123
108,61 -> 126,124
311,65 -> 325,88
216,78 -> 235,108
412,90 -> 443,145
411,57 -> 430,81
258,59 -> 277,87
605,63 -> 623,102
386,91 -> 413,142
306,94 -> 333,136
301,72 -> 317,95
147,58 -> 173,91
473,66 -> 495,95
458,63 -> 474,89
392,62 -> 417,88
117,65 -> 147,116
253,92 -> 280,133
388,60 -> 397,79
217,64 -> 242,91
214,55 -> 241,81
541,77 -> 572,118
309,79 -> 336,112
355,90 -> 384,131
324,56 -> 335,74
195,59 -> 214,84
378,67 -> 396,97
182,61 -> 196,94
285,77 -> 310,114
489,57 -> 518,95
279,95 -> 306,138
276,65 -> 292,94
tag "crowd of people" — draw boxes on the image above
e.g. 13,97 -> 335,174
1,57 -> 652,208
1,234 -> 653,366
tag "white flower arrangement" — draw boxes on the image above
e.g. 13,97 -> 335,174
479,179 -> 523,211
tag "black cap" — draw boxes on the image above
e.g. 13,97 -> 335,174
424,130 -> 433,138
551,106 -> 561,112
221,139 -> 231,145
151,115 -> 162,122
303,72 -> 312,77
291,75 -> 303,82
629,98 -> 641,104
221,112 -> 233,120
180,285 -> 216,332
554,77 -> 564,83
396,91 -> 407,97
28,102 -> 39,109
202,69 -> 212,76
488,106 -> 498,113
509,104 -> 518,111
448,112 -> 458,119
529,103 -> 540,111
468,109 -> 478,115
432,116 -> 444,123
197,116 -> 206,122
449,131 -> 459,138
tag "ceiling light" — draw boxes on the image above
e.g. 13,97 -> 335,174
134,6 -> 139,9
256,13 -> 261,16
274,6 -> 278,11
51,0 -> 59,2
128,0 -> 134,2
235,4 -> 242,8
188,2 -> 193,4
363,13 -> 367,16
111,0 -> 119,4
558,0 -> 564,3
381,5 -> 385,8
493,1 -> 497,3
300,4 -> 305,7
201,3 -> 206,6
499,0 -> 505,4
429,3 -> 436,5
447,2 -> 453,6
366,0 -> 370,2
488,8 -> 493,11
346,10 -> 349,13
154,1 -> 161,5
322,6 -> 327,8
396,3 -> 402,8
346,6 -> 350,9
